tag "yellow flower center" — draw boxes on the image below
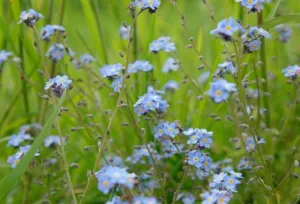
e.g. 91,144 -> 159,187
158,129 -> 163,134
225,25 -> 231,31
193,157 -> 199,162
168,128 -> 173,133
216,90 -> 222,96
103,180 -> 109,187
229,179 -> 234,184
55,51 -> 60,57
204,161 -> 208,166
148,101 -> 152,106
148,0 -> 153,5
203,138 -> 207,143
248,0 -> 253,4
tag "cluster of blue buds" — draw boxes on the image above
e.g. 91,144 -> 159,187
45,75 -> 72,97
40,25 -> 66,41
95,166 -> 137,194
237,0 -> 272,13
201,171 -> 243,203
242,26 -> 271,52
282,65 -> 300,79
150,36 -> 176,53
99,63 -> 123,80
128,60 -> 153,73
18,9 -> 42,27
210,17 -> 241,41
132,0 -> 161,14
276,24 -> 292,43
7,145 -> 40,168
207,79 -> 237,103
162,57 -> 180,73
46,44 -> 65,61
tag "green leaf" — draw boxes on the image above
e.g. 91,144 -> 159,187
261,14 -> 300,30
80,0 -> 106,64
267,0 -> 282,20
0,91 -> 67,200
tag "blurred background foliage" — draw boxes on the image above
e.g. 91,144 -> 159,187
1,0 -> 300,203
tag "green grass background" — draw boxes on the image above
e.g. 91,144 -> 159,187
1,0 -> 300,203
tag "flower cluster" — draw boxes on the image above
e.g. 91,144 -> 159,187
201,171 -> 243,203
276,24 -> 292,43
237,0 -> 272,13
183,128 -> 213,148
18,9 -> 42,27
216,61 -> 236,76
162,57 -> 179,73
46,44 -> 65,61
95,166 -> 137,194
45,75 -> 72,97
282,65 -> 300,79
241,26 -> 271,52
154,121 -> 179,138
40,25 -> 66,41
210,17 -> 241,41
132,0 -> 161,13
150,36 -> 176,53
99,63 -> 123,79
7,145 -> 40,168
133,88 -> 168,116
188,150 -> 213,171
128,60 -> 153,73
111,76 -> 124,92
244,136 -> 266,152
7,124 -> 41,147
126,143 -> 161,164
207,79 -> 237,103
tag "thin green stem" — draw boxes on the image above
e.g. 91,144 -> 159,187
56,118 -> 77,204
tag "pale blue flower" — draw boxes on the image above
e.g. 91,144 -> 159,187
0,50 -> 12,65
7,133 -> 32,147
119,25 -> 130,40
276,24 -> 292,43
18,9 -> 42,27
44,136 -> 61,147
40,25 -> 65,41
99,63 -> 123,79
111,77 -> 124,92
210,17 -> 241,41
207,79 -> 236,103
46,44 -> 65,61
162,58 -> 179,72
150,37 -> 176,53
248,39 -> 261,52
162,80 -> 179,91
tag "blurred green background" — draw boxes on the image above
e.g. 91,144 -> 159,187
1,0 -> 300,203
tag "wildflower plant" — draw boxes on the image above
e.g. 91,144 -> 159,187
1,0 -> 300,204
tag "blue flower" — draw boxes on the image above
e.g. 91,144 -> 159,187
119,25 -> 130,40
99,63 -> 123,79
162,140 -> 183,158
44,136 -> 62,147
154,123 -> 165,138
162,80 -> 179,91
210,17 -> 241,41
0,50 -> 13,65
282,65 -> 300,78
132,196 -> 159,204
238,0 -> 270,12
154,121 -> 179,138
276,24 -> 292,43
7,133 -> 32,147
46,44 -> 65,61
240,0 -> 258,9
106,196 -> 128,204
18,9 -> 42,27
207,79 -> 236,103
7,145 -> 39,168
150,37 -> 176,53
134,89 -> 168,116
45,75 -> 72,97
40,25 -> 65,41
199,130 -> 213,148
188,150 -> 204,168
248,27 -> 271,38
217,61 -> 236,75
111,77 -> 124,92
80,54 -> 95,64
177,193 -> 196,204
128,60 -> 153,73
132,0 -> 161,13
248,39 -> 261,52
196,169 -> 210,180
95,166 -> 136,194
162,58 -> 179,72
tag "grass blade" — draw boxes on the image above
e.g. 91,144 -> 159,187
261,14 -> 300,30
